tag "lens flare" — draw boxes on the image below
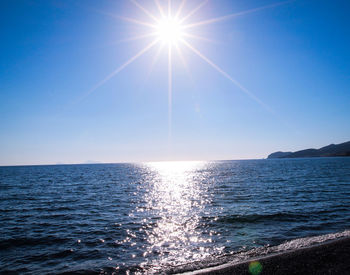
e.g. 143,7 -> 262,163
249,261 -> 263,275
84,0 -> 292,140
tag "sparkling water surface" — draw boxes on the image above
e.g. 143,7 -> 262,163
1,158 -> 350,274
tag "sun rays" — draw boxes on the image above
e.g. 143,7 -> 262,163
85,0 -> 292,139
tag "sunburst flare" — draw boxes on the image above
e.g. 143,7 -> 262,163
86,0 -> 291,140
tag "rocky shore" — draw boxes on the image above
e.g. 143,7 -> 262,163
187,237 -> 350,275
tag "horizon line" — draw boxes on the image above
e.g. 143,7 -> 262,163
0,157 -> 268,167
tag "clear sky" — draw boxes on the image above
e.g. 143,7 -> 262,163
1,0 -> 349,165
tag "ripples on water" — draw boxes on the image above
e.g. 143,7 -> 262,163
1,158 -> 350,274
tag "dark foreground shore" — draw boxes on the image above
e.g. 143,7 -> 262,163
186,237 -> 350,275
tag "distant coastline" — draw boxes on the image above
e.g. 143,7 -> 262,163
268,141 -> 350,159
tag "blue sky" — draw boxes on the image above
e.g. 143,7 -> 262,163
1,0 -> 349,165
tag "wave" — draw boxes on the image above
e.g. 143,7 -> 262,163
0,236 -> 69,250
215,213 -> 310,224
207,208 -> 348,225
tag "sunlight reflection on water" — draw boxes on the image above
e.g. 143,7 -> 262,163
2,159 -> 350,273
136,161 -> 221,271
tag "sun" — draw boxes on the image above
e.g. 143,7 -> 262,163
86,0 -> 286,140
155,17 -> 184,45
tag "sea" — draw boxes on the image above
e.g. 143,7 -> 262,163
1,157 -> 350,274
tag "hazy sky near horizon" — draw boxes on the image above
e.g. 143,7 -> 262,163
1,0 -> 349,165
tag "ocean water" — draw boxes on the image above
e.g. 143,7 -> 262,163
1,158 -> 350,274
